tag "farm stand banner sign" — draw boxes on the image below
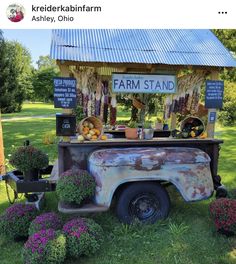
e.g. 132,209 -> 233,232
112,73 -> 176,94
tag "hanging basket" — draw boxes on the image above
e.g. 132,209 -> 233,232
180,116 -> 205,138
132,98 -> 145,109
78,116 -> 103,140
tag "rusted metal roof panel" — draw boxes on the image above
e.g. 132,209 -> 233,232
50,29 -> 236,67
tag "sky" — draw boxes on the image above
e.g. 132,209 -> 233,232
2,29 -> 52,68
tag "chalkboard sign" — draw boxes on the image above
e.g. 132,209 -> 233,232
205,80 -> 224,109
56,114 -> 76,136
54,77 -> 77,108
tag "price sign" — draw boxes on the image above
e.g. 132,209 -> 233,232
205,80 -> 224,109
54,77 -> 77,108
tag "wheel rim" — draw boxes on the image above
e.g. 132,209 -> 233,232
129,193 -> 160,221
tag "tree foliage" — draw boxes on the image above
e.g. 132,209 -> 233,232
213,30 -> 236,125
213,29 -> 236,82
218,81 -> 236,126
0,38 -> 33,113
32,55 -> 59,102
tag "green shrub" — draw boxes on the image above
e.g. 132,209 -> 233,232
62,217 -> 103,258
0,203 -> 38,239
218,81 -> 236,126
28,212 -> 63,236
56,169 -> 96,205
22,229 -> 66,264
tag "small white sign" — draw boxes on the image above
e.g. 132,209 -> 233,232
112,73 -> 176,94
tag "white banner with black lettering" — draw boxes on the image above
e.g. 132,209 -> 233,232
112,73 -> 176,94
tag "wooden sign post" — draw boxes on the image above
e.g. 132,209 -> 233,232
206,71 -> 220,138
57,63 -> 74,142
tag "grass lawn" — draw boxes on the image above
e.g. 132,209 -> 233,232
1,102 -> 59,118
1,105 -> 236,263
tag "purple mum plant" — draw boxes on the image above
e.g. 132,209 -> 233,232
62,217 -> 103,258
56,169 -> 96,206
0,203 -> 38,239
29,212 -> 63,236
23,229 -> 66,264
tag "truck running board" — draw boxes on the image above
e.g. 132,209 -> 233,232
58,201 -> 109,214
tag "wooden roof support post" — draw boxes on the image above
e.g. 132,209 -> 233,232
58,62 -> 73,142
0,110 -> 5,174
206,71 -> 219,138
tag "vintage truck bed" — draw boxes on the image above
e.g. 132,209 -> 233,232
58,138 -> 223,183
57,137 -> 223,213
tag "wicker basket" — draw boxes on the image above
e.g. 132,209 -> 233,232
180,116 -> 205,138
132,98 -> 145,109
78,116 -> 103,140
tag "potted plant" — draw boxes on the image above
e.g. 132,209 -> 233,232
125,121 -> 138,139
9,145 -> 49,181
56,168 -> 96,206
155,117 -> 163,130
143,121 -> 154,140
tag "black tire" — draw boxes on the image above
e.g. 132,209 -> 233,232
116,182 -> 170,224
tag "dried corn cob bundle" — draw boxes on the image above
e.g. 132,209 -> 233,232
95,79 -> 102,117
91,92 -> 96,116
100,94 -> 105,121
179,92 -> 186,115
102,81 -> 109,124
110,95 -> 117,126
87,94 -> 92,117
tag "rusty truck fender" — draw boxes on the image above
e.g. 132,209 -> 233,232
88,147 -> 214,207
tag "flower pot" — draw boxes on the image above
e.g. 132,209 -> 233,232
143,128 -> 154,140
24,169 -> 39,181
125,128 -> 138,139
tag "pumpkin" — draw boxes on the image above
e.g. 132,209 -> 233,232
101,135 -> 107,140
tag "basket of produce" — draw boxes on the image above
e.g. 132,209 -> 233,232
132,98 -> 145,109
78,116 -> 103,140
180,116 -> 205,138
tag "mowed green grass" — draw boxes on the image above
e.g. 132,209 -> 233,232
1,102 -> 59,118
1,104 -> 236,263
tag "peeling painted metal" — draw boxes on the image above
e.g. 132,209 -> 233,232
88,147 -> 213,207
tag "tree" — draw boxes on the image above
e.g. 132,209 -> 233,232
213,30 -> 236,82
32,55 -> 60,102
0,30 -> 5,173
0,40 -> 33,113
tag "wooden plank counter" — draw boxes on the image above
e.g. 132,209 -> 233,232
58,138 -> 223,183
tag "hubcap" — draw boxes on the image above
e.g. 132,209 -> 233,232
129,193 -> 160,221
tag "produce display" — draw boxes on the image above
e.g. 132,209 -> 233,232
171,116 -> 206,139
82,120 -> 101,140
164,72 -> 206,118
76,116 -> 107,142
74,68 -> 117,127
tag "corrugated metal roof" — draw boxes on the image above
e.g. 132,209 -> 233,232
50,29 -> 236,67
